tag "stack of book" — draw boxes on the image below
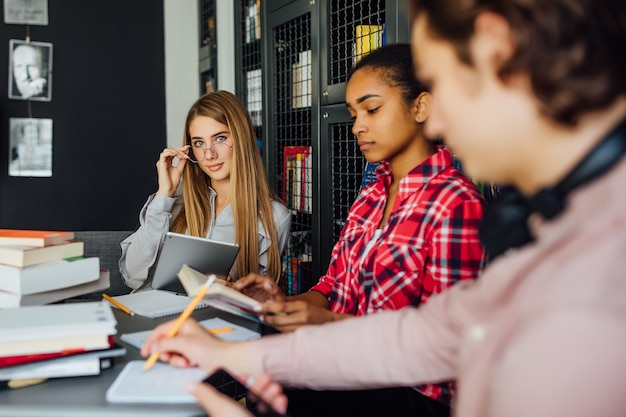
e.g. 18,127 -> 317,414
0,302 -> 124,386
0,229 -> 107,309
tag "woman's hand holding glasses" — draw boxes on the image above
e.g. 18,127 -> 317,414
155,145 -> 192,197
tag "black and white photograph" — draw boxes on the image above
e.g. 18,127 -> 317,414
8,117 -> 53,177
3,0 -> 48,25
8,39 -> 53,101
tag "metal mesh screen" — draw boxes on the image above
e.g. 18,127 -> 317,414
200,0 -> 216,47
330,121 -> 366,242
272,13 -> 313,295
201,70 -> 216,94
200,0 -> 217,93
240,0 -> 263,142
327,3 -> 384,241
328,0 -> 385,85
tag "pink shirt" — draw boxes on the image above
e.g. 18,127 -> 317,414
249,157 -> 626,416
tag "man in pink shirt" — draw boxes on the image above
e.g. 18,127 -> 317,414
143,0 -> 626,416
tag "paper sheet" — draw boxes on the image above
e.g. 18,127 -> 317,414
105,360 -> 208,403
120,317 -> 261,350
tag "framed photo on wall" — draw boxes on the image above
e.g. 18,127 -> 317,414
8,39 -> 53,101
8,117 -> 54,177
3,0 -> 48,25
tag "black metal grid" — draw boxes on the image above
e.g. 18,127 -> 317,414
330,121 -> 366,242
200,0 -> 216,47
327,3 -> 384,240
240,0 -> 263,139
328,0 -> 385,86
201,69 -> 216,94
272,13 -> 314,295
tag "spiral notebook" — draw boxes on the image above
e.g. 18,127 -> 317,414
111,290 -> 208,318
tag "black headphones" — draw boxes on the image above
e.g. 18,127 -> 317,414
479,117 -> 626,259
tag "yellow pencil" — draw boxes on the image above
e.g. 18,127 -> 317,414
209,327 -> 233,335
144,275 -> 217,371
102,293 -> 135,316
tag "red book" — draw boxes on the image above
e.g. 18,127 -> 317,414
0,336 -> 114,368
282,146 -> 310,209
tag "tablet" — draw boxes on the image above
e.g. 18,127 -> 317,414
150,232 -> 239,294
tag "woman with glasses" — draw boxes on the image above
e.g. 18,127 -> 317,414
119,90 -> 291,290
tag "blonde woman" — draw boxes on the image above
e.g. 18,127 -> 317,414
120,91 -> 291,290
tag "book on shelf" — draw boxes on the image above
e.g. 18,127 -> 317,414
0,302 -> 117,357
354,24 -> 385,63
292,50 -> 312,108
304,151 -> 312,213
284,230 -> 313,295
0,229 -> 74,247
282,145 -> 312,212
178,264 -> 262,316
0,269 -> 110,309
246,68 -> 263,126
360,161 -> 380,191
0,343 -> 124,379
0,240 -> 83,268
244,0 -> 261,43
0,256 -> 100,295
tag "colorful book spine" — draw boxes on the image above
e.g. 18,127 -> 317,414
354,24 -> 385,63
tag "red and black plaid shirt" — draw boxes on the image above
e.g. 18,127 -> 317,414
311,147 -> 488,405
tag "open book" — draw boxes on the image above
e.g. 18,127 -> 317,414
177,264 -> 263,322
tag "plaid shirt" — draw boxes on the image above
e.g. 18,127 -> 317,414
311,147 -> 488,405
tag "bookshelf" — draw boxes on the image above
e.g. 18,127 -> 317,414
235,1 -> 410,294
199,0 -> 217,94
235,0 -> 263,151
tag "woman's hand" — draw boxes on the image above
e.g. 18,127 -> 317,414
245,373 -> 288,414
187,372 -> 287,417
187,381 -> 254,417
155,146 -> 191,197
234,273 -> 286,303
140,317 -> 247,375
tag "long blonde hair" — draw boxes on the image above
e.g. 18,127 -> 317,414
170,91 -> 283,281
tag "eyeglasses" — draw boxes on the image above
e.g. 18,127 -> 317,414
188,141 -> 233,163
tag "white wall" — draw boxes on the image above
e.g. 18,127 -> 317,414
163,0 -> 200,148
163,1 -> 236,148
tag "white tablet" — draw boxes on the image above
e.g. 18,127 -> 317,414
150,232 -> 239,294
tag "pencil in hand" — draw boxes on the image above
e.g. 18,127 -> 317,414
144,274 -> 217,371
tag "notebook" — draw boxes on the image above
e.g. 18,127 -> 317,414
111,290 -> 208,319
150,232 -> 240,294
120,317 -> 261,349
106,360 -> 209,403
